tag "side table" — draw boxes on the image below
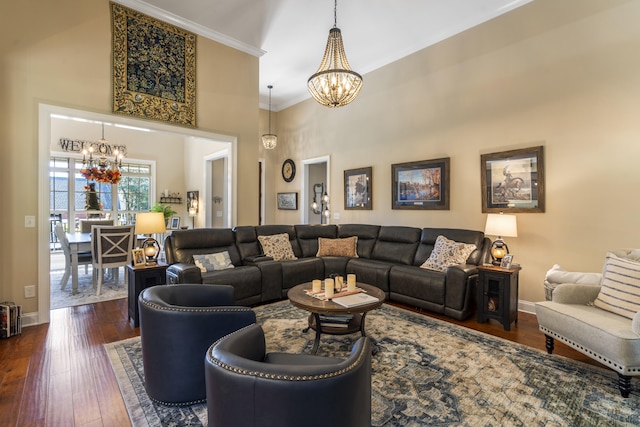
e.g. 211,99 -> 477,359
476,264 -> 521,331
127,262 -> 168,327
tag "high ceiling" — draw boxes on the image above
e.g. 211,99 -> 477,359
116,0 -> 532,111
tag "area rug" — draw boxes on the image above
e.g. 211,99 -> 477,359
105,301 -> 639,427
50,268 -> 127,310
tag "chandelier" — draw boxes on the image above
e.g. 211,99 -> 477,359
262,85 -> 277,149
307,0 -> 363,108
80,123 -> 124,185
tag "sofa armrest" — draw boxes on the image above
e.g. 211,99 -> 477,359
166,263 -> 202,284
444,264 -> 478,310
242,255 -> 274,266
551,283 -> 601,304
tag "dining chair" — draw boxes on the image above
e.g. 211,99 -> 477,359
80,219 -> 114,233
91,225 -> 135,295
54,224 -> 93,290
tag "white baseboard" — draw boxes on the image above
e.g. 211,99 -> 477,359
20,312 -> 41,328
518,299 -> 536,315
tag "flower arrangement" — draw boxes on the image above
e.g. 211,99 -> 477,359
80,167 -> 121,184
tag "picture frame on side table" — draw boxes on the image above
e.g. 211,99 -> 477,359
391,158 -> 450,210
344,167 -> 372,210
277,192 -> 298,210
170,216 -> 181,229
132,248 -> 145,267
481,146 -> 545,213
500,254 -> 514,269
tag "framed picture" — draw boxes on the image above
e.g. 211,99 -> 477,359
170,216 -> 181,229
111,3 -> 196,127
132,248 -> 145,267
481,146 -> 545,213
344,167 -> 372,210
500,254 -> 514,269
391,158 -> 450,210
277,192 -> 298,210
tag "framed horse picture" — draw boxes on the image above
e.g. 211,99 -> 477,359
480,146 -> 545,213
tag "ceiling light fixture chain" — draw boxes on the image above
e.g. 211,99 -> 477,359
261,85 -> 277,149
307,0 -> 363,108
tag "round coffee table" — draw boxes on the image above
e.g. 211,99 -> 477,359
287,282 -> 385,354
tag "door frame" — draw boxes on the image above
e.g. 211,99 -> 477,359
301,155 -> 331,224
37,103 -> 237,324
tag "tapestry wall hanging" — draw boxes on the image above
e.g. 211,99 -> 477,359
111,2 -> 196,127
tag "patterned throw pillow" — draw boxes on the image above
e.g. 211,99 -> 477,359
420,235 -> 477,272
257,233 -> 298,261
594,252 -> 640,319
193,252 -> 235,273
316,236 -> 359,257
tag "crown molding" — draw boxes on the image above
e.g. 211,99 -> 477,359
112,0 -> 266,58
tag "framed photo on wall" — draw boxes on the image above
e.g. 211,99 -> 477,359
277,192 -> 298,210
391,158 -> 450,210
344,167 -> 372,210
481,146 -> 545,213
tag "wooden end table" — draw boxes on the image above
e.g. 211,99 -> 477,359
126,262 -> 168,327
287,282 -> 385,354
476,264 -> 521,331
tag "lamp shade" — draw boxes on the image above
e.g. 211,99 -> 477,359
484,213 -> 518,238
135,212 -> 166,234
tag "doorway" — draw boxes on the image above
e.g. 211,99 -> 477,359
38,104 -> 237,324
302,156 -> 331,224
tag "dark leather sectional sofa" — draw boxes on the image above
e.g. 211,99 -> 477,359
164,224 -> 490,320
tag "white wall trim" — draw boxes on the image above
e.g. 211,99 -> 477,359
112,0 -> 265,58
38,103 -> 236,325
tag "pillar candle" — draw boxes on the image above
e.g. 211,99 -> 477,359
324,278 -> 334,299
347,274 -> 356,292
312,279 -> 322,293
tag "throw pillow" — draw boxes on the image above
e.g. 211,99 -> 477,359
594,252 -> 640,319
193,251 -> 235,273
420,235 -> 477,272
316,236 -> 359,257
258,233 -> 298,261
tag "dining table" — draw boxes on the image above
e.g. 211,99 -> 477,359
66,232 -> 145,295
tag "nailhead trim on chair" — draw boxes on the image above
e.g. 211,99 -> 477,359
147,395 -> 206,407
206,325 -> 368,381
140,298 -> 254,314
539,325 -> 640,375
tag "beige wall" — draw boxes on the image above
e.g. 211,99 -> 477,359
271,0 -> 640,303
1,0 -> 258,313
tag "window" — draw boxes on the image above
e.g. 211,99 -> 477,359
49,157 -> 153,231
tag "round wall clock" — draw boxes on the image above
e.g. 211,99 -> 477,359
282,159 -> 296,182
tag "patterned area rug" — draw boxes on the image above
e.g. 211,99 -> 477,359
50,268 -> 128,310
105,301 -> 639,427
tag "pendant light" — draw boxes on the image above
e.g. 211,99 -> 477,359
307,0 -> 363,108
262,85 -> 277,149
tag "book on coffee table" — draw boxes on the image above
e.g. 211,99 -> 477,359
333,293 -> 379,308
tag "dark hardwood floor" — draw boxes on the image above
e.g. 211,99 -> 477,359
0,298 -> 599,427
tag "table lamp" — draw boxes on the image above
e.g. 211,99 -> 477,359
484,213 -> 518,265
135,212 -> 166,265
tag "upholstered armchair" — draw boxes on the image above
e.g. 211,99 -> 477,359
138,284 -> 256,405
536,252 -> 640,397
205,324 -> 371,427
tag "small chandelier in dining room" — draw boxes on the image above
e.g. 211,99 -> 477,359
261,85 -> 278,149
307,0 -> 363,108
80,122 -> 125,185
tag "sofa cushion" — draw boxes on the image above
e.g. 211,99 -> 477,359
414,228 -> 485,266
594,252 -> 640,319
295,224 -> 337,257
316,237 -> 358,257
371,226 -> 421,265
193,252 -> 235,272
337,224 -> 380,259
258,233 -> 298,261
420,235 -> 476,272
